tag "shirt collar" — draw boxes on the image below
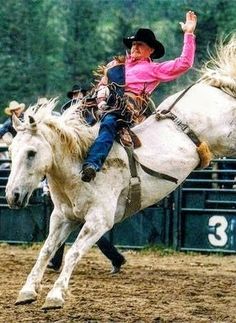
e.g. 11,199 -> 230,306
126,52 -> 152,64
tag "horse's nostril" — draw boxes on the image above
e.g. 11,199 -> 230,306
13,190 -> 20,203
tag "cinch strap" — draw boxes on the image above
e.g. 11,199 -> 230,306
122,146 -> 178,220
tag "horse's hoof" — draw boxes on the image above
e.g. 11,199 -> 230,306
42,297 -> 64,310
15,291 -> 37,305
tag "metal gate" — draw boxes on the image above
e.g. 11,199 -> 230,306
0,145 -> 171,247
173,158 -> 236,253
110,195 -> 173,248
1,142 -> 236,252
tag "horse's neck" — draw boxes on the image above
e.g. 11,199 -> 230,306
163,84 -> 236,157
43,121 -> 96,197
47,145 -> 79,194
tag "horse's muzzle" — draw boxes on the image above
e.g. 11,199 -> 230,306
6,187 -> 30,209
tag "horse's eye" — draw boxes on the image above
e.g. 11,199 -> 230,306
27,150 -> 36,159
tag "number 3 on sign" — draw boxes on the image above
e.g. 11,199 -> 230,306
208,216 -> 228,247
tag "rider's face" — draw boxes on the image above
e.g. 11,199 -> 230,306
130,41 -> 154,60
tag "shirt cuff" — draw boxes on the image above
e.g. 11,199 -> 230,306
184,32 -> 195,37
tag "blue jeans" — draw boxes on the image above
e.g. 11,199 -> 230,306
83,113 -> 119,170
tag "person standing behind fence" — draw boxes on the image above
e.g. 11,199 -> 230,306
47,85 -> 126,274
61,84 -> 88,113
0,101 -> 25,145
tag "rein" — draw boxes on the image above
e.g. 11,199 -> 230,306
156,82 -> 201,146
157,82 -> 197,115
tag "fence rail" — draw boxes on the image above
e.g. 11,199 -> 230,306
0,145 -> 235,252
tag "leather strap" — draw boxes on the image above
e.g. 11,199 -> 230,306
159,82 -> 197,115
163,112 -> 201,146
123,147 -> 141,219
122,146 -> 178,219
133,152 -> 178,184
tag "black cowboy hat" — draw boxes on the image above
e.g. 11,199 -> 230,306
67,84 -> 87,99
123,28 -> 165,59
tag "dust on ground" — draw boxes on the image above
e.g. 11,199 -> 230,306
0,244 -> 235,323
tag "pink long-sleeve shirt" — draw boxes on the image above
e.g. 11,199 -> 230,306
125,33 -> 196,95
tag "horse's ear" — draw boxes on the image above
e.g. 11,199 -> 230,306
12,113 -> 23,131
28,115 -> 37,132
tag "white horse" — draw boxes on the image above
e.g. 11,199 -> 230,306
6,36 -> 236,309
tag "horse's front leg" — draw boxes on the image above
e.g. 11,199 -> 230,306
42,206 -> 114,310
15,211 -> 76,305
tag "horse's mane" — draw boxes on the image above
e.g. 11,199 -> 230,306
24,99 -> 95,160
199,34 -> 236,97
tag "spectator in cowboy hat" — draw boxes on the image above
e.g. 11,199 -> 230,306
0,100 -> 25,143
61,84 -> 88,113
67,84 -> 87,99
4,100 -> 25,116
47,87 -> 126,273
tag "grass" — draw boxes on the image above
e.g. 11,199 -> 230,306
139,244 -> 177,256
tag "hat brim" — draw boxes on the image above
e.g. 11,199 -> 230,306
123,37 -> 165,59
67,88 -> 88,99
67,91 -> 74,99
4,104 -> 25,116
67,90 -> 81,99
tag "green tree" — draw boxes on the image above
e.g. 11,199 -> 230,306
0,0 -> 235,121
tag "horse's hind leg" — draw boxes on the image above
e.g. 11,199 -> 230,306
15,211 -> 76,305
42,207 -> 114,310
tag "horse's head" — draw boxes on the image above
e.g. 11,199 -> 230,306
6,114 -> 53,209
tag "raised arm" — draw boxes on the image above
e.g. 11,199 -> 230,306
150,11 -> 197,83
179,10 -> 197,34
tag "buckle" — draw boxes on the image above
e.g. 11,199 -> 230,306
129,176 -> 141,186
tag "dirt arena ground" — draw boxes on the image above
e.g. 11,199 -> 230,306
0,244 -> 235,323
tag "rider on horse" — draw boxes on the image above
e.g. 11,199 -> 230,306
81,11 -> 197,182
